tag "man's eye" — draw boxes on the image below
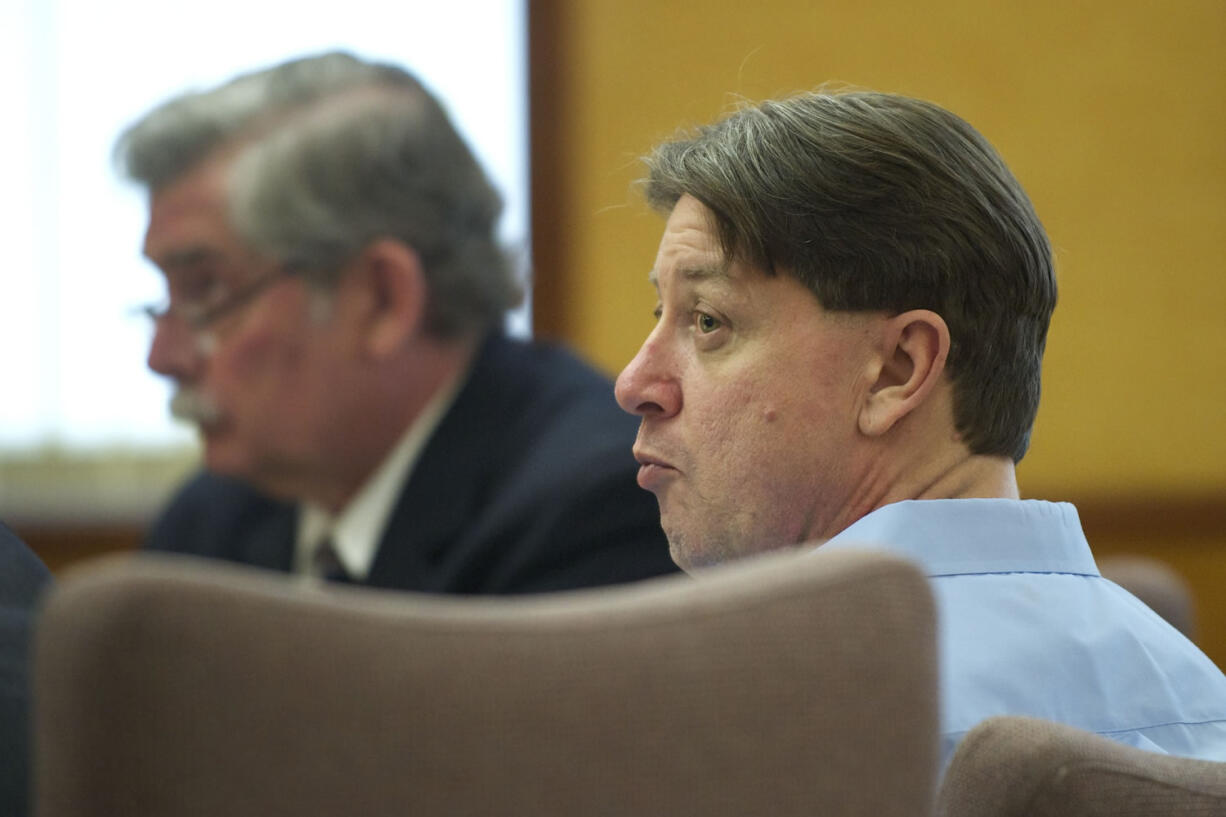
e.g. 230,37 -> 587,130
175,274 -> 223,304
653,304 -> 663,321
695,312 -> 721,333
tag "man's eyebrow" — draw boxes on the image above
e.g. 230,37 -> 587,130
150,247 -> 223,271
647,263 -> 729,287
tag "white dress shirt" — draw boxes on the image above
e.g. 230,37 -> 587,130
294,369 -> 467,581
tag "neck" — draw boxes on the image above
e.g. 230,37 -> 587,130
914,453 -> 1019,501
289,332 -> 481,513
837,444 -> 1019,537
844,383 -> 1022,518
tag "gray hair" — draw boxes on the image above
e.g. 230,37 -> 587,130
116,51 -> 521,338
645,91 -> 1057,463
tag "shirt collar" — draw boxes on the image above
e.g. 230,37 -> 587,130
822,499 -> 1100,577
295,363 -> 469,580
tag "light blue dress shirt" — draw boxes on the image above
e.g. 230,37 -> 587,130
823,499 -> 1226,766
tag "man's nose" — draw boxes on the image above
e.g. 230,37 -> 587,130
614,334 -> 681,419
146,316 -> 203,382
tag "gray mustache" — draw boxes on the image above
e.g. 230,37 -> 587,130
169,388 -> 222,427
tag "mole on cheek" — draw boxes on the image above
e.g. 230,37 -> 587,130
763,407 -> 778,422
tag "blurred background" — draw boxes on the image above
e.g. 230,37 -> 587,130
4,0 -> 1224,661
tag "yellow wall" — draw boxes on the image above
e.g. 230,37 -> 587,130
541,0 -> 1225,498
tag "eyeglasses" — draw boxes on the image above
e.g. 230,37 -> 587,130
138,265 -> 301,334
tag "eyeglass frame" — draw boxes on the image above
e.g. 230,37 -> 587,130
137,264 -> 305,338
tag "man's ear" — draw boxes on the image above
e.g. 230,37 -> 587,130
348,238 -> 427,358
858,309 -> 950,437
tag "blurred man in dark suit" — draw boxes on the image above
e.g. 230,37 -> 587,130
0,521 -> 52,817
119,52 -> 675,592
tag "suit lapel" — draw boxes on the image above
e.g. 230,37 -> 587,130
366,334 -> 528,591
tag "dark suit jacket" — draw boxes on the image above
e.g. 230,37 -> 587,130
147,333 -> 678,593
0,521 -> 52,817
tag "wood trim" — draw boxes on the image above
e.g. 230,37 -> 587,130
1067,492 -> 1226,545
16,523 -> 142,574
527,0 -> 571,342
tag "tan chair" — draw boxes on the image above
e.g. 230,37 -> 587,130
34,546 -> 938,817
937,715 -> 1226,816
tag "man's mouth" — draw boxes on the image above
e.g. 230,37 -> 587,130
633,448 -> 679,491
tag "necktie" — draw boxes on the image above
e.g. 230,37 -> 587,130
313,538 -> 352,583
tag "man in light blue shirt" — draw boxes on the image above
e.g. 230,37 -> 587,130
613,89 -> 1226,766
825,499 -> 1226,764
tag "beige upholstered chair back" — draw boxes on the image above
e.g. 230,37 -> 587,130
937,715 -> 1226,816
35,547 -> 937,817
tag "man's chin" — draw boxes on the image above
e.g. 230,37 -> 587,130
661,516 -> 742,574
660,519 -> 702,573
199,436 -> 304,502
199,431 -> 250,480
